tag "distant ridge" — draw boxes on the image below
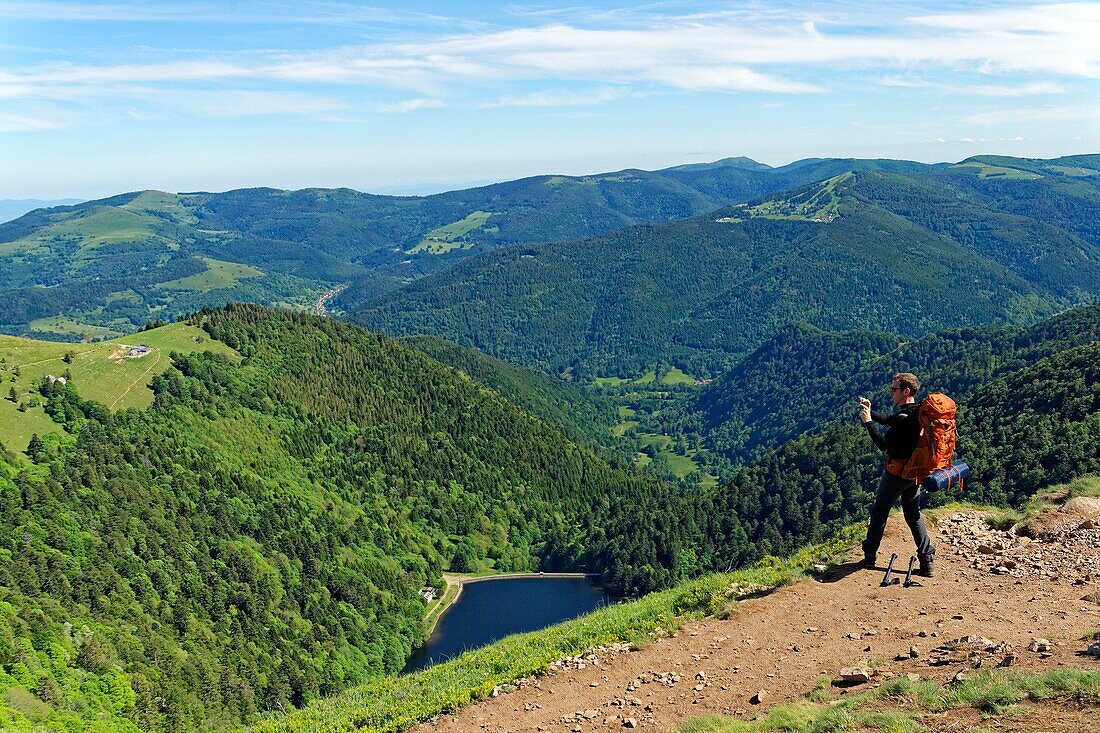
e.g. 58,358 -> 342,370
664,156 -> 773,172
3,154 -> 1098,342
0,197 -> 83,223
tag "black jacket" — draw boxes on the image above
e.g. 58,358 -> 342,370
863,402 -> 921,460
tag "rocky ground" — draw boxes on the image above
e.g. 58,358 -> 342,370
415,504 -> 1100,733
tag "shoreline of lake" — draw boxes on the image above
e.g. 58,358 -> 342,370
424,571 -> 600,636
407,574 -> 611,674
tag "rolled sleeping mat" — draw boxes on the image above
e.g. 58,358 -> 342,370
921,461 -> 970,493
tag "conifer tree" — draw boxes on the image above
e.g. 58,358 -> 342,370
26,432 -> 43,458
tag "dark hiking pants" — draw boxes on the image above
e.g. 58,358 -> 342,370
862,472 -> 934,561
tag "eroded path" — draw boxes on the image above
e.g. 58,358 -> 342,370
416,507 -> 1100,732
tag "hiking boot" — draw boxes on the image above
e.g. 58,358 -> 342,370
917,554 -> 934,578
861,540 -> 876,568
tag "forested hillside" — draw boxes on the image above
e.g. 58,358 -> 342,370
402,335 -> 616,447
680,304 -> 1100,465
353,157 -> 1100,379
1,157 -> 913,339
0,305 -> 691,732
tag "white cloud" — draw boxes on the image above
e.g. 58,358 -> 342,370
924,135 -> 1029,145
479,87 -> 632,108
0,109 -> 77,131
0,1 -> 456,26
377,97 -> 446,113
0,2 -> 1097,118
0,60 -> 248,86
879,77 -> 1067,96
962,103 -> 1100,126
164,90 -> 350,117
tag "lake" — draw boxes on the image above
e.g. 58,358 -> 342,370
403,575 -> 612,673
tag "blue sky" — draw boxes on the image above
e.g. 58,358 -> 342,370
1,1 -> 1097,198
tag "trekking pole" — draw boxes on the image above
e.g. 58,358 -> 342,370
880,553 -> 900,587
902,555 -> 920,587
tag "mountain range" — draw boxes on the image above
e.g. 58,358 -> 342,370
353,155 -> 1100,378
2,154 -> 1052,342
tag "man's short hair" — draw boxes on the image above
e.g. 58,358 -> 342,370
894,372 -> 921,395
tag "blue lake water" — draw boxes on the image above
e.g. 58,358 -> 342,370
403,576 -> 612,673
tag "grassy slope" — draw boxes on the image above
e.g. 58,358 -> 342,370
0,205 -> 160,256
0,322 -> 237,453
158,257 -> 265,292
408,212 -> 494,254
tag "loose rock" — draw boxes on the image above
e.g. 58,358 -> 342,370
1028,638 -> 1052,653
839,667 -> 871,683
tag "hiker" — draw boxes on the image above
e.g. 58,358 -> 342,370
857,372 -> 935,576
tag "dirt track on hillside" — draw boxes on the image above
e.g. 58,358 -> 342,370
416,508 -> 1100,732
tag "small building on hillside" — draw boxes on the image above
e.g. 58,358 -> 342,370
46,374 -> 67,385
419,587 -> 437,602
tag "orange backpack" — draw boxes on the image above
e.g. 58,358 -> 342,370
903,393 -> 957,483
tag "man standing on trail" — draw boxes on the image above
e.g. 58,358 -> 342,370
858,372 -> 935,577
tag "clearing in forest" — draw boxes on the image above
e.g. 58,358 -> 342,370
409,211 -> 495,254
0,322 -> 237,454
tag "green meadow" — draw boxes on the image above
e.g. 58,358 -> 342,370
950,161 -> 1042,180
632,431 -> 715,485
597,366 -> 698,388
26,315 -> 124,339
119,190 -> 199,225
593,369 -> 715,485
408,211 -> 494,254
158,257 -> 265,292
742,172 -> 851,221
0,323 -> 237,454
32,206 -> 157,249
1048,164 -> 1100,177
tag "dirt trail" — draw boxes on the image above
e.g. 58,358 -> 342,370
109,348 -> 162,409
417,509 -> 1100,732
